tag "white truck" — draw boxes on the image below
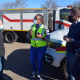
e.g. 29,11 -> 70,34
0,7 -> 71,43
0,8 -> 48,43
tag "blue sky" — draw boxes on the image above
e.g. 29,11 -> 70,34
1,0 -> 80,8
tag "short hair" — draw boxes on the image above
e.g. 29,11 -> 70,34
71,7 -> 80,17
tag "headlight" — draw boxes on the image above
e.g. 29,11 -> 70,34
48,42 -> 62,49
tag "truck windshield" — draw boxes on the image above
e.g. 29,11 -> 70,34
60,9 -> 71,21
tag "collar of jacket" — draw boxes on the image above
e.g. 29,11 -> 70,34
36,23 -> 42,28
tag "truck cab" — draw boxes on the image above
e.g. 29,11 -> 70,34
48,7 -> 72,31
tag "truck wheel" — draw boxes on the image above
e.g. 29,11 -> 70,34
12,32 -> 18,42
4,32 -> 15,43
60,59 -> 68,80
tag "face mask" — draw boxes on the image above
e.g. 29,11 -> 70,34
33,19 -> 37,24
68,16 -> 74,23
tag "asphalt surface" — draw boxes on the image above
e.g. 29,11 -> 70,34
2,38 -> 69,80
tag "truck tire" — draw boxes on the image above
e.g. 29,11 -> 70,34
60,58 -> 68,80
12,32 -> 18,42
4,32 -> 15,43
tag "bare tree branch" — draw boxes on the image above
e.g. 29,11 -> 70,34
0,0 -> 28,9
73,1 -> 80,7
14,0 -> 28,8
78,2 -> 80,8
73,2 -> 78,7
0,1 -> 15,9
41,0 -> 58,9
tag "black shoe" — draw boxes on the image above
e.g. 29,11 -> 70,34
31,71 -> 37,78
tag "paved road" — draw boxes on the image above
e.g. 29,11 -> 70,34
3,38 -> 66,80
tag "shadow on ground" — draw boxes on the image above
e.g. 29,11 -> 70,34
3,73 -> 13,80
3,38 -> 80,80
4,49 -> 66,80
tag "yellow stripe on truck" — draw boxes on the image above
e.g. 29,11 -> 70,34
3,8 -> 46,11
4,29 -> 29,32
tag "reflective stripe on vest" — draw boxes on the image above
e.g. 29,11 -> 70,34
32,38 -> 43,41
42,25 -> 45,37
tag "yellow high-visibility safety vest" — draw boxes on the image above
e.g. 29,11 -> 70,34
30,24 -> 47,47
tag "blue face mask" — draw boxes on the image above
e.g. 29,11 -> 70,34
33,19 -> 37,24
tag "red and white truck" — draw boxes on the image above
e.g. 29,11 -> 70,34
0,7 -> 71,43
0,8 -> 47,43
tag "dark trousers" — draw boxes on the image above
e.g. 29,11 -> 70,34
72,55 -> 80,80
0,56 -> 4,80
30,46 -> 47,74
66,51 -> 77,80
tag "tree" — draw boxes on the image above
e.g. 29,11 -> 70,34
0,0 -> 28,9
41,0 -> 58,9
73,2 -> 78,7
14,0 -> 28,8
0,4 -> 2,9
73,1 -> 80,8
1,1 -> 14,9
78,2 -> 80,8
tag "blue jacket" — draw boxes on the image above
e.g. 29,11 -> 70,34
66,22 -> 80,52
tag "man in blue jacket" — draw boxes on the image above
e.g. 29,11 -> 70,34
63,7 -> 80,80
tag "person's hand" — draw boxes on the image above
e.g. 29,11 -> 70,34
63,36 -> 67,40
65,37 -> 71,42
63,36 -> 71,42
36,32 -> 43,39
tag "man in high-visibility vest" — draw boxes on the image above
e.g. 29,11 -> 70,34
27,14 -> 50,79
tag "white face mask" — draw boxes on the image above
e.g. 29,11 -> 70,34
33,19 -> 37,24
